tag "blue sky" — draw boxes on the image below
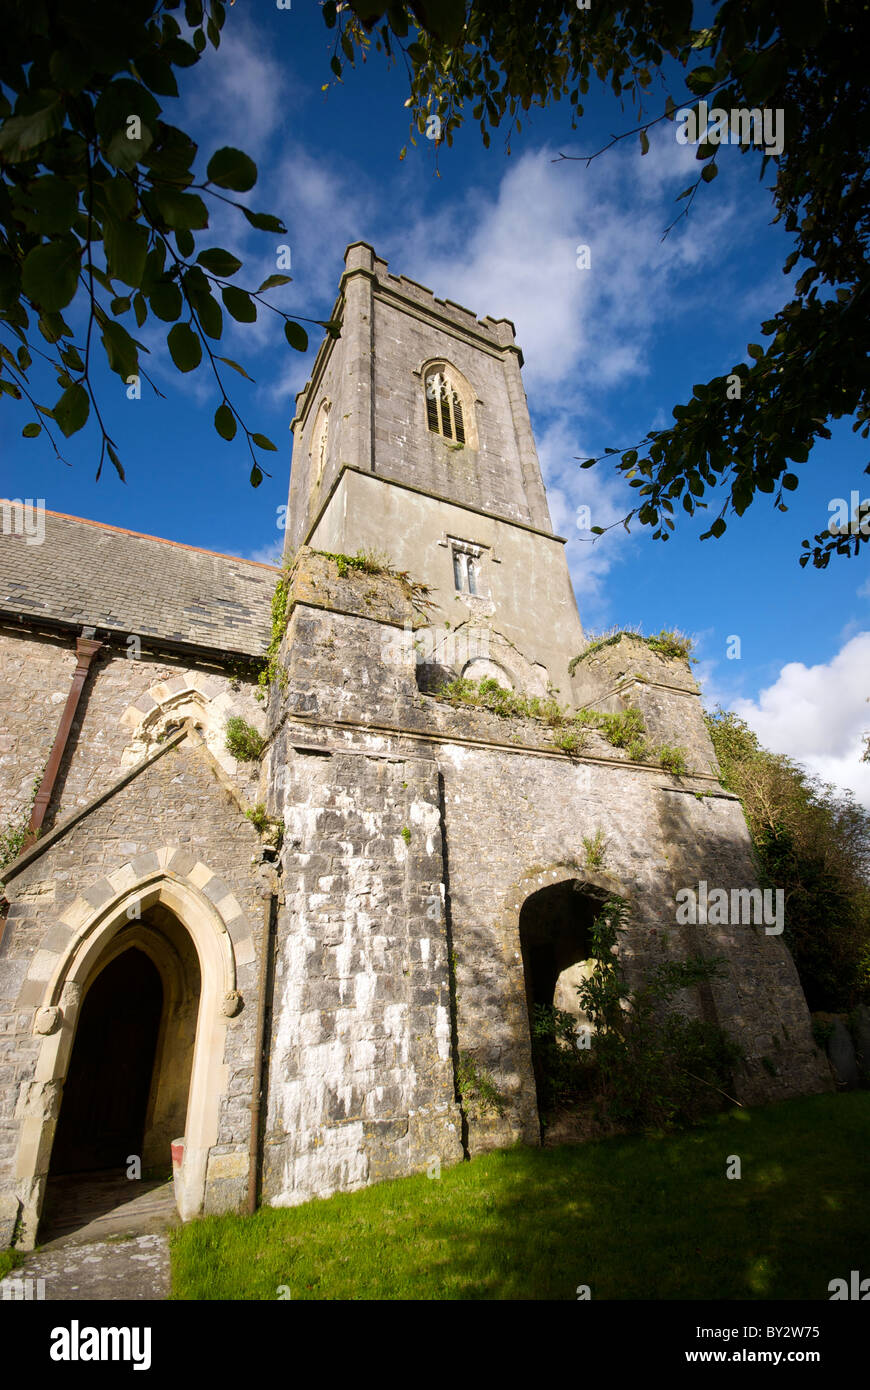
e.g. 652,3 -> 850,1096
3,2 -> 868,804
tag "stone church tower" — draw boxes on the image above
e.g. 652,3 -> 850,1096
0,243 -> 829,1249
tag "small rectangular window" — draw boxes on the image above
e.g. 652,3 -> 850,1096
451,543 -> 482,594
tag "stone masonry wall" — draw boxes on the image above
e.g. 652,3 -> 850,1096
0,625 -> 265,836
263,554 -> 831,1165
262,734 -> 463,1207
0,732 -> 267,1234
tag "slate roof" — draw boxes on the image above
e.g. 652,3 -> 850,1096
0,506 -> 278,657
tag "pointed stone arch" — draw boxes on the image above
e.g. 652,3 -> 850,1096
13,856 -> 252,1247
418,357 -> 480,449
118,673 -> 264,776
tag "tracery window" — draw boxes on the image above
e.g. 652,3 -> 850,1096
425,368 -> 466,443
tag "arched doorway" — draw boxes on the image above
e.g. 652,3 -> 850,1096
518,879 -> 607,1122
39,905 -> 202,1240
49,948 -> 163,1175
14,866 -> 243,1248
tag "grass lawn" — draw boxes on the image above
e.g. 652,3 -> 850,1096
170,1091 -> 869,1300
0,1249 -> 23,1280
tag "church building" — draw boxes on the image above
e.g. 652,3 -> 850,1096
0,242 -> 829,1248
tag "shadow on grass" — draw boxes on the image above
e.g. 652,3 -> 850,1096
169,1092 -> 870,1301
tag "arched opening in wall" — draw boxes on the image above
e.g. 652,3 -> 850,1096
518,880 -> 608,1124
40,905 -> 201,1241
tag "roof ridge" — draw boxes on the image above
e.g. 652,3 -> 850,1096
0,501 -> 282,570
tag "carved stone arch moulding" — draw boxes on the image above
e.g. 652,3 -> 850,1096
119,672 -> 264,775
14,852 -> 255,1246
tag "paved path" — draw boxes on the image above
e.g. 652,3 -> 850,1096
1,1174 -> 179,1301
1,1232 -> 170,1300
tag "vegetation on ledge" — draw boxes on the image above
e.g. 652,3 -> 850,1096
569,627 -> 695,673
436,677 -> 688,773
224,717 -> 265,762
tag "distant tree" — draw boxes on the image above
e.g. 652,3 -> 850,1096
0,0 -> 337,483
706,707 -> 870,1011
329,1 -> 870,568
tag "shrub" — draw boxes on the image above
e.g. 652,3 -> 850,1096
530,896 -> 742,1132
706,707 -> 870,1011
225,717 -> 265,761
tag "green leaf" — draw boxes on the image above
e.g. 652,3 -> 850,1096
241,208 -> 287,234
101,321 -> 140,380
185,269 -> 223,339
250,464 -> 264,487
197,248 -> 243,277
0,95 -> 64,161
782,473 -> 799,490
639,129 -> 649,155
176,228 -> 195,258
151,279 -> 183,322
284,320 -> 308,352
21,240 -> 82,312
701,162 -> 718,182
709,518 -> 727,538
256,274 -> 292,293
111,296 -> 132,315
95,80 -> 160,171
215,402 -> 236,440
10,175 -> 78,235
222,286 -> 256,322
106,441 -> 125,482
22,422 -> 42,438
686,65 -> 716,95
154,188 -> 209,230
251,433 -> 278,451
134,53 -> 180,98
37,311 -> 73,344
103,219 -> 149,288
167,322 -> 202,372
133,293 -> 147,328
60,343 -> 85,373
216,355 -> 254,381
206,147 -> 257,192
748,343 -> 764,360
53,383 -> 90,437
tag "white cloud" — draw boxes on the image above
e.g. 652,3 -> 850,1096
535,413 -> 636,619
181,19 -> 290,152
395,130 -> 739,406
731,632 -> 870,807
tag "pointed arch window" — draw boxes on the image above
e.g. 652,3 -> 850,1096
425,367 -> 467,444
